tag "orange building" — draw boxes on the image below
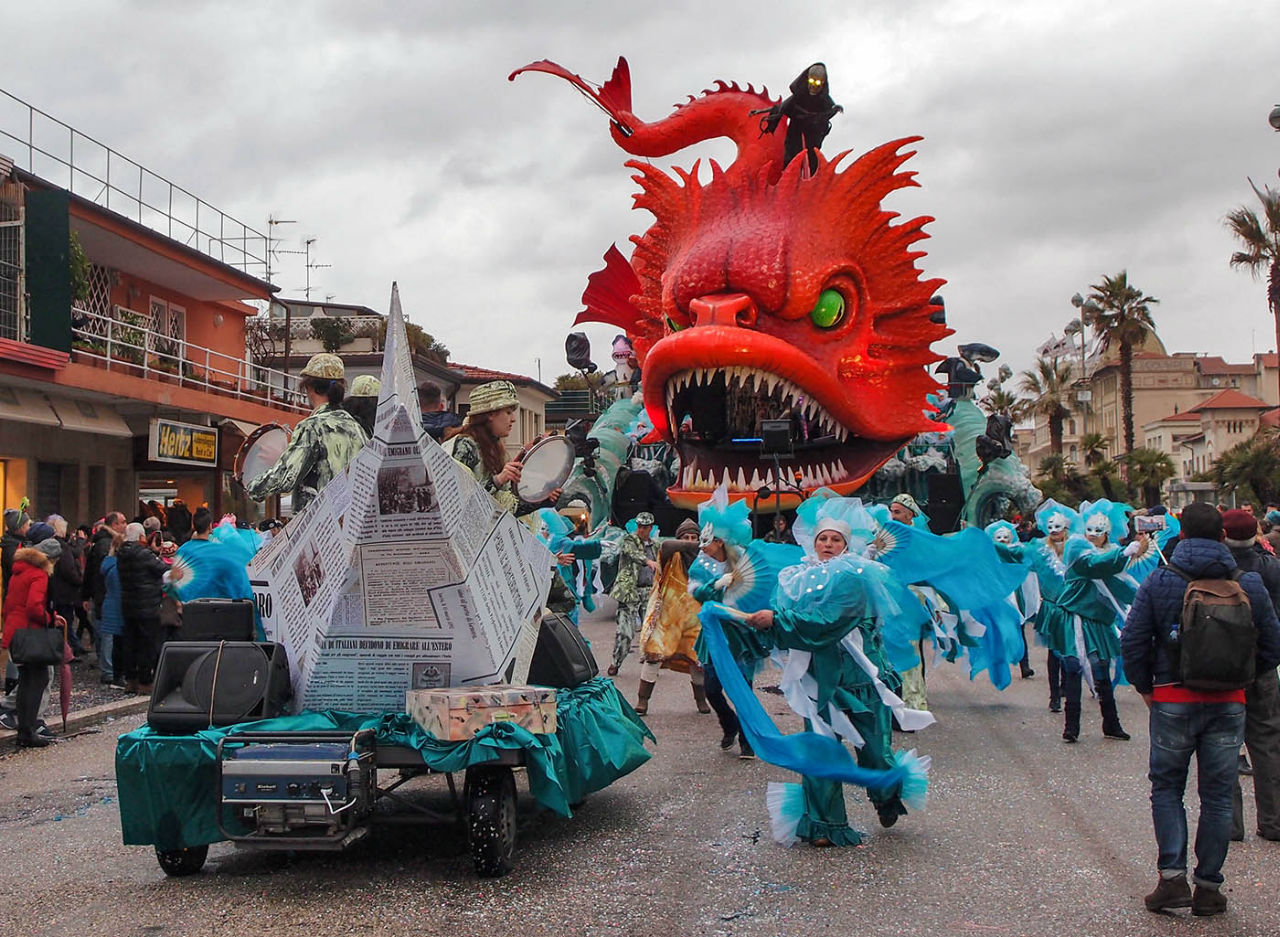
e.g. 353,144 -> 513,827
0,134 -> 307,525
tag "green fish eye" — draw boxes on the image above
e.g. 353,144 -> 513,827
810,289 -> 845,329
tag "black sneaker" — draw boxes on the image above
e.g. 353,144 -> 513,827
0,711 -> 16,731
1240,753 -> 1253,777
1104,727 -> 1131,741
877,800 -> 907,828
738,737 -> 755,760
36,723 -> 57,742
1049,701 -> 1062,713
1063,731 -> 1078,743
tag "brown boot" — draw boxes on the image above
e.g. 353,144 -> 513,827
691,682 -> 711,714
634,679 -> 655,715
1144,874 -> 1191,912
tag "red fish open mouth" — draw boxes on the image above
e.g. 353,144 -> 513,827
642,329 -> 911,505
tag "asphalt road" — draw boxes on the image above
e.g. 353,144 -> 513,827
2,603 -> 1277,937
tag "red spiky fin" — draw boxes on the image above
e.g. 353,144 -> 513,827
575,244 -> 645,332
509,57 -> 633,128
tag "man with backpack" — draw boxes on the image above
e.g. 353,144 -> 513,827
1220,509 -> 1280,843
1122,502 -> 1280,916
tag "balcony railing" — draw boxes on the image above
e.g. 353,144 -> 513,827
70,307 -> 309,414
545,389 -> 601,419
0,89 -> 268,278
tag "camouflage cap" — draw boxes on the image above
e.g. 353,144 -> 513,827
467,380 -> 519,416
300,353 -> 345,380
349,375 -> 381,397
635,511 -> 655,527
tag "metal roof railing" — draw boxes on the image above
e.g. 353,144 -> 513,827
0,89 -> 268,278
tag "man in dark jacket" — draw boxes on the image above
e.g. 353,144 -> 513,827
1221,509 -> 1280,844
116,521 -> 166,692
1121,503 -> 1280,916
420,382 -> 462,442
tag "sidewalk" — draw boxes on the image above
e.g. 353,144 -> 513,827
0,663 -> 152,754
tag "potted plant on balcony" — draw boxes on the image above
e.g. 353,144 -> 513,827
110,310 -> 149,375
150,335 -> 182,383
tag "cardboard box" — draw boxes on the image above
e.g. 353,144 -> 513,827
406,684 -> 558,741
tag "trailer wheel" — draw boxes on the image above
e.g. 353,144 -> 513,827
155,844 -> 208,877
466,765 -> 516,877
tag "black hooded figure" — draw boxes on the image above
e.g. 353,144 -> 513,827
761,63 -> 843,173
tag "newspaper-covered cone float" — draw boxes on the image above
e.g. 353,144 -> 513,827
249,283 -> 554,711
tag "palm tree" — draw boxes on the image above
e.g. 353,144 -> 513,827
1086,271 -> 1159,456
1122,447 -> 1175,507
1201,431 -> 1280,506
1078,431 -> 1119,499
980,386 -> 1020,416
1017,356 -> 1074,455
1226,180 -> 1280,402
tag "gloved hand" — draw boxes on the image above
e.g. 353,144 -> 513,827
714,573 -> 734,592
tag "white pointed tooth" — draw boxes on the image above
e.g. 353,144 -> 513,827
760,374 -> 774,395
736,467 -> 747,490
821,464 -> 834,486
834,458 -> 847,479
750,468 -> 763,489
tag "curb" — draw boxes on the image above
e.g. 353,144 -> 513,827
0,695 -> 150,754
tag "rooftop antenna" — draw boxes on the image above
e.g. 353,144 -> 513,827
301,238 -> 331,301
265,214 -> 296,285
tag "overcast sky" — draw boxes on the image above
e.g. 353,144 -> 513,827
5,1 -> 1280,388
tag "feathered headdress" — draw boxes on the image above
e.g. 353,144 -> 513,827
1079,499 -> 1132,543
984,520 -> 1017,545
793,495 -> 879,559
697,483 -> 752,547
1034,499 -> 1082,537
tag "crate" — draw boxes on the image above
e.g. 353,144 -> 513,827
406,685 -> 558,741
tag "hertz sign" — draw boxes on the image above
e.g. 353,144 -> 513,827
148,418 -> 219,467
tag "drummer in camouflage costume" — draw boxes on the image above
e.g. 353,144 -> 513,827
246,354 -> 368,514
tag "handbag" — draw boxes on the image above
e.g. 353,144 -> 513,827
10,625 -> 64,666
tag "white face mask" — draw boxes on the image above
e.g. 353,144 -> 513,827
1045,513 -> 1070,535
1085,516 -> 1110,538
699,522 -> 715,547
992,527 -> 1013,545
538,521 -> 551,540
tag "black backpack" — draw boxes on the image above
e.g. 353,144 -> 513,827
1168,565 -> 1257,692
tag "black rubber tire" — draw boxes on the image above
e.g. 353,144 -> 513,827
155,844 -> 208,877
467,765 -> 516,878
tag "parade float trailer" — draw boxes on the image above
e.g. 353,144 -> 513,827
114,288 -> 652,878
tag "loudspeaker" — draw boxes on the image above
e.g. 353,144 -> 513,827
148,641 -> 291,734
178,598 -> 256,642
926,473 -> 965,534
527,612 -> 598,689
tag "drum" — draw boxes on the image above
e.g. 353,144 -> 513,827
234,423 -> 290,490
514,435 -> 575,503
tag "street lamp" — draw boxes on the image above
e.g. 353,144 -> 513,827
1068,292 -> 1099,435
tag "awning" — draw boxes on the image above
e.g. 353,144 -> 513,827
47,395 -> 134,437
218,418 -> 259,438
0,385 -> 61,427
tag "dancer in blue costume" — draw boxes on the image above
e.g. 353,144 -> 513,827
688,487 -> 783,758
736,498 -> 934,845
1045,498 -> 1150,743
532,508 -> 603,626
985,520 -> 1039,680
992,500 -> 1079,712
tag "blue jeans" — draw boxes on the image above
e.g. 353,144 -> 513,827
1149,701 -> 1245,885
98,632 -> 117,682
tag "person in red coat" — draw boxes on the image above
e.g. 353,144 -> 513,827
1,539 -> 63,747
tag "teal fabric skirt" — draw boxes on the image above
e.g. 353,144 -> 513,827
116,677 -> 653,851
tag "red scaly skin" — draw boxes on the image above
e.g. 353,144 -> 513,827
513,58 -> 951,508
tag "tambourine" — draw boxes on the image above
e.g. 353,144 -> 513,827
234,423 -> 290,490
513,434 -> 575,503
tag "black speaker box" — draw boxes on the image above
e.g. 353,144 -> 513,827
178,598 -> 256,642
527,612 -> 598,689
148,641 -> 291,734
926,473 -> 965,534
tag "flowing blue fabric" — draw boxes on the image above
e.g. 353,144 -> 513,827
699,601 -> 924,791
875,522 -> 1031,609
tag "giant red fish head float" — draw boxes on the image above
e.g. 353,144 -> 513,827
511,58 -> 950,508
